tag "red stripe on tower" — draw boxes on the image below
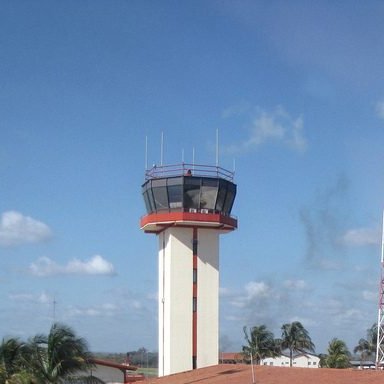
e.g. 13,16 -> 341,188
192,227 -> 198,369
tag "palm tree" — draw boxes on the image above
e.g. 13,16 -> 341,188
354,323 -> 377,366
280,321 -> 315,367
325,338 -> 351,368
0,338 -> 35,384
27,323 -> 92,383
0,338 -> 22,383
242,325 -> 280,365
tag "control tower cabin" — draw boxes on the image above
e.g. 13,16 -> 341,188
140,163 -> 237,376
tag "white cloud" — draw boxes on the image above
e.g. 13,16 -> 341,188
101,303 -> 118,311
29,255 -> 116,277
131,300 -> 143,310
376,100 -> 384,119
9,291 -> 52,304
0,211 -> 52,247
245,281 -> 273,299
321,299 -> 364,326
288,115 -> 307,151
230,281 -> 275,308
335,308 -> 364,324
223,106 -> 307,154
362,290 -> 377,302
224,314 -> 243,322
341,227 -> 380,246
146,291 -> 158,301
222,101 -> 251,118
219,287 -> 232,297
247,111 -> 285,146
68,307 -> 102,317
283,279 -> 308,290
66,255 -> 115,275
66,303 -> 120,318
288,316 -> 318,327
224,279 -> 319,340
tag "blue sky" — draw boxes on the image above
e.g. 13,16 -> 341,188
1,0 -> 384,354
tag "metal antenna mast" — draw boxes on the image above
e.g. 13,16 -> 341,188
216,128 -> 219,167
376,211 -> 384,368
160,132 -> 164,166
53,296 -> 57,323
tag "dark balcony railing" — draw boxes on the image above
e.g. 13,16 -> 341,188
145,163 -> 234,182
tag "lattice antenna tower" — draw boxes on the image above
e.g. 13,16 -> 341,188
376,212 -> 384,368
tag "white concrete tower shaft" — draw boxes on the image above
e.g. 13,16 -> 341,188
158,227 -> 219,376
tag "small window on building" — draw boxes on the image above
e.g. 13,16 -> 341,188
193,269 -> 197,283
269,362 -> 273,366
193,297 -> 197,312
192,239 -> 198,255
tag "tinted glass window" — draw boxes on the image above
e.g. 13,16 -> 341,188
184,177 -> 201,186
167,177 -> 182,186
201,178 -> 218,187
152,178 -> 167,187
168,184 -> 183,209
142,182 -> 154,213
147,184 -> 155,213
184,177 -> 201,209
166,177 -> 184,209
223,183 -> 236,214
215,180 -> 228,212
152,186 -> 168,211
142,176 -> 236,214
200,178 -> 218,210
143,190 -> 152,213
200,186 -> 218,210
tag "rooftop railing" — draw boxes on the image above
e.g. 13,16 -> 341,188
144,163 -> 235,182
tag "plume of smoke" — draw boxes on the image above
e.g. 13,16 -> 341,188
299,174 -> 350,269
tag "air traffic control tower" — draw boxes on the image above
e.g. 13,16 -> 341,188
140,163 -> 237,376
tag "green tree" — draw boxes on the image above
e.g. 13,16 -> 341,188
318,353 -> 328,368
325,338 -> 351,368
0,338 -> 35,384
354,323 -> 377,365
0,338 -> 23,383
242,325 -> 280,364
280,321 -> 315,367
26,323 -> 92,383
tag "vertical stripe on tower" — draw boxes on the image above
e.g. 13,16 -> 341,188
192,227 -> 198,369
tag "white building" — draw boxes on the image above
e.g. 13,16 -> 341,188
261,353 -> 320,368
